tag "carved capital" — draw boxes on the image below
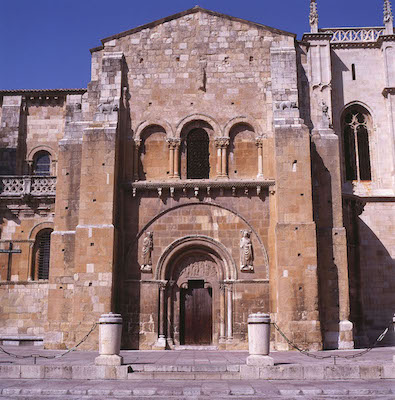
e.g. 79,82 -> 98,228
166,138 -> 181,149
255,136 -> 264,148
134,139 -> 142,149
215,137 -> 230,149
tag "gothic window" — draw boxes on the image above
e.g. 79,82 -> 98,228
343,106 -> 372,181
187,129 -> 210,179
32,229 -> 52,280
33,151 -> 51,176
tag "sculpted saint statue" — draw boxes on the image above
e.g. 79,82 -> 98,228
141,232 -> 153,272
240,230 -> 254,272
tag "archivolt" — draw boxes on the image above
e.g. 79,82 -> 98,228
223,116 -> 263,138
155,235 -> 237,281
135,120 -> 174,140
175,113 -> 222,138
132,201 -> 269,277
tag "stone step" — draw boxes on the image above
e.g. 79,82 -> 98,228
174,345 -> 218,350
1,363 -> 394,380
1,381 -> 394,399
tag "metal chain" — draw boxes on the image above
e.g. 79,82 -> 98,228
272,321 -> 392,362
0,323 -> 97,361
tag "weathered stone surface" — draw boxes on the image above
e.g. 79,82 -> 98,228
0,5 -> 393,353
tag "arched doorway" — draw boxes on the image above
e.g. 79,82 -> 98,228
174,252 -> 217,345
155,236 -> 237,348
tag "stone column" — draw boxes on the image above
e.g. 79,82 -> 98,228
215,140 -> 222,177
167,139 -> 180,179
133,139 -> 141,181
155,281 -> 167,349
226,284 -> 233,341
255,136 -> 264,178
174,140 -> 180,179
219,283 -> 226,343
166,281 -> 174,346
215,137 -> 229,178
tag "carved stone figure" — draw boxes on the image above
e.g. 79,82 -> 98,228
240,230 -> 254,272
141,232 -> 153,272
320,100 -> 331,128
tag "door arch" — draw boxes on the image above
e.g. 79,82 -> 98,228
154,236 -> 236,347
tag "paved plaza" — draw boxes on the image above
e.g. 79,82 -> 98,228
0,345 -> 394,366
0,346 -> 394,398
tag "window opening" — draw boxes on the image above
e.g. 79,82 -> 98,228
37,230 -> 51,279
32,229 -> 52,280
186,129 -> 210,179
351,64 -> 356,81
33,151 -> 51,176
343,107 -> 372,181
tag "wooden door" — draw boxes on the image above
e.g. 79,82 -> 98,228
181,281 -> 212,344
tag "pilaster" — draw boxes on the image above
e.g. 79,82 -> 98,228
270,42 -> 322,351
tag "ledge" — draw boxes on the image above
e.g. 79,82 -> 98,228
126,179 -> 275,197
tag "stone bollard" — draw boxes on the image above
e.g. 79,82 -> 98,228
246,312 -> 274,366
95,312 -> 123,366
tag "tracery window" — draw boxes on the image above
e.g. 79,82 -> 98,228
187,129 -> 210,179
33,151 -> 51,176
32,229 -> 52,280
343,106 -> 372,181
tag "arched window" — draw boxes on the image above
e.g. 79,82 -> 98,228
33,151 -> 51,176
32,229 -> 52,280
342,106 -> 372,181
187,129 -> 210,179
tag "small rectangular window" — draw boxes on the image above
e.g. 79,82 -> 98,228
352,64 -> 356,81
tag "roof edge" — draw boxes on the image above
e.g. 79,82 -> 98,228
0,89 -> 87,96
99,6 -> 296,46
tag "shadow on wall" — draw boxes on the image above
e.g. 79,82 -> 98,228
356,216 -> 395,347
311,142 -> 340,350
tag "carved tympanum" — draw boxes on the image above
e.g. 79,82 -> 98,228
174,255 -> 217,280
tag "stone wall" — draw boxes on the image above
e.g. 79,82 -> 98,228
0,282 -> 48,337
358,202 -> 395,345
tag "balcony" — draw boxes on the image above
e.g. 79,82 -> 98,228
0,176 -> 56,198
320,27 -> 385,43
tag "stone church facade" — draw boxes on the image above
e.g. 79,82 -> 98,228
0,1 -> 394,351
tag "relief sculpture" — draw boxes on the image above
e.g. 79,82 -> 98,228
240,229 -> 254,272
141,231 -> 153,273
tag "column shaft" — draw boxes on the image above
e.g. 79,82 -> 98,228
227,285 -> 233,340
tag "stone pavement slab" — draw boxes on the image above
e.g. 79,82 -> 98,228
1,345 -> 394,366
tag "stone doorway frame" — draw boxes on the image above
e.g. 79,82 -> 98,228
154,235 -> 237,348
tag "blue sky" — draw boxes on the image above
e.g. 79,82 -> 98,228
0,0 -> 388,90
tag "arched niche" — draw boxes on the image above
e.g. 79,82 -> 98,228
139,124 -> 168,180
228,123 -> 258,179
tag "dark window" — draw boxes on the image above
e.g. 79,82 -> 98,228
32,229 -> 52,280
351,64 -> 356,81
343,107 -> 372,181
33,151 -> 51,176
187,129 -> 210,179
